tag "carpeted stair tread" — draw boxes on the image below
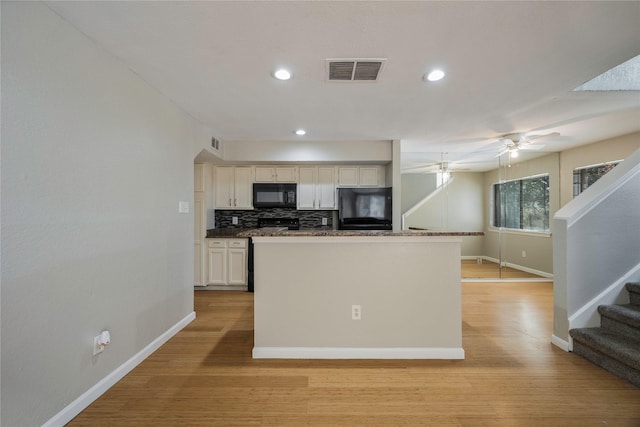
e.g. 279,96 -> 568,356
598,304 -> 640,329
626,282 -> 640,306
570,327 -> 640,372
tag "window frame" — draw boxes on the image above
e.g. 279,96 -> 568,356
572,160 -> 621,198
491,173 -> 550,233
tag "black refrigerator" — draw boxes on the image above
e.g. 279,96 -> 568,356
338,187 -> 392,230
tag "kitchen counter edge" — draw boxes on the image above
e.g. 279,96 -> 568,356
236,229 -> 484,237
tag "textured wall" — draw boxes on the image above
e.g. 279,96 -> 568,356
1,3 -> 203,425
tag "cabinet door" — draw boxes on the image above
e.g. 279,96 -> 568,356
254,167 -> 274,182
227,241 -> 247,285
359,166 -> 381,187
207,242 -> 227,285
194,197 -> 206,286
194,242 -> 204,286
297,167 -> 317,209
234,167 -> 253,209
215,167 -> 234,209
317,167 -> 336,209
194,163 -> 205,192
338,167 -> 359,187
275,167 -> 297,182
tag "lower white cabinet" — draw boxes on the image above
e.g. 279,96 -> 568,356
207,238 -> 247,286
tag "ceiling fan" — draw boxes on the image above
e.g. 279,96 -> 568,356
495,132 -> 560,158
401,153 -> 475,174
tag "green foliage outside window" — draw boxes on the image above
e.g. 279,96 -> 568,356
493,175 -> 550,232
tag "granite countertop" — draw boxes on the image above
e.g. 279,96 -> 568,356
206,228 -> 251,238
237,229 -> 484,237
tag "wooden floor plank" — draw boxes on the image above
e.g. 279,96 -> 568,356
67,280 -> 640,426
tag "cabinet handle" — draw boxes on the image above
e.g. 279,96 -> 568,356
234,198 -> 237,206
229,198 -> 232,206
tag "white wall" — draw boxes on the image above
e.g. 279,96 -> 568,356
1,3 -> 207,425
401,173 -> 437,212
222,139 -> 392,163
403,173 -> 484,256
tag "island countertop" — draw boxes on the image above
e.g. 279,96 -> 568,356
237,228 -> 484,237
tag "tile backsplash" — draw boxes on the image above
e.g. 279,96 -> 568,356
215,208 -> 337,229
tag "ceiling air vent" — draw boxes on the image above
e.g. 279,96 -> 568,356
326,59 -> 386,82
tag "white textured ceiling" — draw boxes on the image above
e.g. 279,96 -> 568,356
46,1 -> 640,171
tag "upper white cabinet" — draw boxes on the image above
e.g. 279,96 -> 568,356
298,166 -> 336,210
337,166 -> 385,187
215,166 -> 253,209
254,166 -> 298,183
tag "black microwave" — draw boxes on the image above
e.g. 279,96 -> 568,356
253,183 -> 297,208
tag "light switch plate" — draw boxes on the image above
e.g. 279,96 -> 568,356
179,201 -> 189,213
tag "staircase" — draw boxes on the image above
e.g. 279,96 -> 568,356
570,283 -> 640,387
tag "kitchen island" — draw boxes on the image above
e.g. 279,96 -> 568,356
239,229 -> 483,360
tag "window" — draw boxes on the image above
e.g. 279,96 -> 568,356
493,174 -> 550,232
573,161 -> 619,198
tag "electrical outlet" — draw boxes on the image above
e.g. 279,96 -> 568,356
93,335 -> 105,355
352,305 -> 361,320
232,216 -> 238,225
178,201 -> 189,214
322,218 -> 328,226
522,250 -> 527,258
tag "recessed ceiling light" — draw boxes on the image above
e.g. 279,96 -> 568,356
294,129 -> 306,136
425,69 -> 445,82
274,68 -> 292,80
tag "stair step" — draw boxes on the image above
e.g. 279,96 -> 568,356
599,304 -> 640,341
570,327 -> 640,387
627,282 -> 640,306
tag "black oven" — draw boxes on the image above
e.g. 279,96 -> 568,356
253,183 -> 297,208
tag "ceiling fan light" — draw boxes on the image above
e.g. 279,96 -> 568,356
510,149 -> 519,158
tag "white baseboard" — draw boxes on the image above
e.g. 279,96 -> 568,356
551,334 -> 571,352
252,347 -> 465,360
464,255 -> 553,279
43,311 -> 196,427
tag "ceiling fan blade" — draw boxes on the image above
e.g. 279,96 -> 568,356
402,164 -> 440,173
525,132 -> 560,142
520,144 -> 545,151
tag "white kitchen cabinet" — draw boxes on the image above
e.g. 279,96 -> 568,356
207,239 -> 227,285
227,239 -> 247,285
207,238 -> 247,286
337,167 -> 359,187
254,166 -> 298,183
359,166 -> 384,187
194,196 -> 206,286
215,166 -> 253,209
194,163 -> 214,287
337,166 -> 385,187
298,166 -> 336,210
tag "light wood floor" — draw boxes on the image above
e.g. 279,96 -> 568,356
68,282 -> 639,426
